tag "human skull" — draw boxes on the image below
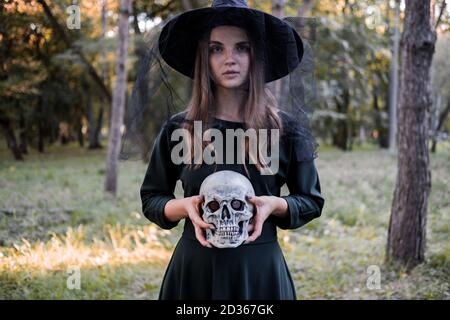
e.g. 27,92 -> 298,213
199,170 -> 255,248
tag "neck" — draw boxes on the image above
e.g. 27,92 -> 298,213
213,86 -> 247,121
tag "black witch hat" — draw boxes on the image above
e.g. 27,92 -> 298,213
158,0 -> 304,83
119,0 -> 318,162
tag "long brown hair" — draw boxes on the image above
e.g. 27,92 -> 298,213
182,27 -> 283,176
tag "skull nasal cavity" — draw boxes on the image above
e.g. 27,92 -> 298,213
221,206 -> 231,220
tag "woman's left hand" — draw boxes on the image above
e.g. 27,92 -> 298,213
245,195 -> 287,243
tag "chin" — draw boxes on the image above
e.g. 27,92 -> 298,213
218,80 -> 246,89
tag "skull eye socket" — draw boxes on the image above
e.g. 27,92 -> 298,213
207,200 -> 220,212
231,199 -> 244,211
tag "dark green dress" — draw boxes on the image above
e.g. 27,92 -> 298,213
140,111 -> 325,300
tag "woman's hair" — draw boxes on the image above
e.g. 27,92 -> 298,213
182,26 -> 283,176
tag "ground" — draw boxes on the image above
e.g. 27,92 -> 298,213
0,142 -> 448,299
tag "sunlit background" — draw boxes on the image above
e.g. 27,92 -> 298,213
0,0 -> 448,299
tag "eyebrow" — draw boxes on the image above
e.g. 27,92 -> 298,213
208,41 -> 250,45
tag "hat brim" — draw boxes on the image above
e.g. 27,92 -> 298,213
158,7 -> 304,83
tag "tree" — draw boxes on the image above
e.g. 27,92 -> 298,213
387,0 -> 400,152
386,0 -> 436,270
270,0 -> 285,103
430,33 -> 450,153
298,0 -> 312,16
87,0 -> 109,150
37,0 -> 111,103
105,0 -> 132,196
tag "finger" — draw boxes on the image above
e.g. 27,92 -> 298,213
195,194 -> 204,204
246,195 -> 259,206
246,221 -> 263,243
194,224 -> 212,248
194,195 -> 204,211
247,223 -> 254,233
246,230 -> 261,243
196,200 -> 203,214
254,218 -> 264,234
188,208 -> 215,230
195,216 -> 215,230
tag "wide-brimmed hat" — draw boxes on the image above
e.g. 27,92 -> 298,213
119,1 -> 318,162
158,0 -> 304,83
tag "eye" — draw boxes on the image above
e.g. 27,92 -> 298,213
209,45 -> 222,53
231,199 -> 244,211
237,45 -> 249,52
207,200 -> 220,211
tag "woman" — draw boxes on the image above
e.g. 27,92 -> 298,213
139,0 -> 324,300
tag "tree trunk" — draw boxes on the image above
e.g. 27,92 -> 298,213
87,93 -> 102,149
388,0 -> 400,152
19,110 -> 28,154
82,72 -> 103,149
181,0 -> 193,11
359,126 -> 367,145
0,116 -> 23,160
131,0 -> 150,160
105,0 -> 131,196
332,89 -> 350,150
431,97 -> 450,152
373,90 -> 389,148
298,0 -> 312,16
93,0 -> 108,149
386,0 -> 436,270
331,1 -> 351,151
86,93 -> 94,145
94,106 -> 104,147
73,106 -> 84,147
76,120 -> 84,147
38,118 -> 45,152
270,0 -> 285,103
49,121 -> 58,144
37,97 -> 45,153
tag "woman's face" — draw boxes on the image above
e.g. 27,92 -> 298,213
208,26 -> 250,90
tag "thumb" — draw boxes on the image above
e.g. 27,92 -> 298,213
246,195 -> 258,205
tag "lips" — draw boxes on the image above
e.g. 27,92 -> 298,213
223,71 -> 239,75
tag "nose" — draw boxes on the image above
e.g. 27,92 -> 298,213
221,205 -> 231,220
224,48 -> 236,66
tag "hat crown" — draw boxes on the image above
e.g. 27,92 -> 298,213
211,0 -> 248,8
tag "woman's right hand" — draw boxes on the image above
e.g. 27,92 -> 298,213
182,195 -> 215,248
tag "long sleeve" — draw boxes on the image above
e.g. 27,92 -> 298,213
140,121 -> 180,230
274,158 -> 325,230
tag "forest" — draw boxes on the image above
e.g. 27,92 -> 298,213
0,0 -> 448,299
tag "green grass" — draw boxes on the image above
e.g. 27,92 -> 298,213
0,141 -> 448,299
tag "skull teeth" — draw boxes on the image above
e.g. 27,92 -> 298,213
217,226 -> 239,232
212,225 -> 241,237
216,234 -> 239,238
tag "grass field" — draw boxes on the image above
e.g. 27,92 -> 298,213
0,142 -> 448,299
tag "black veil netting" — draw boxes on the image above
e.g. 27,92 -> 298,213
118,12 -> 318,164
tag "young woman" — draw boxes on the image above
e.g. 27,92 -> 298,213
139,0 -> 324,299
